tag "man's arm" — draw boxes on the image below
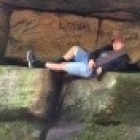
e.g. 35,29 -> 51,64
94,54 -> 131,80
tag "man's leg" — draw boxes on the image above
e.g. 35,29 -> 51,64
45,46 -> 92,77
45,46 -> 80,71
45,62 -> 67,71
63,46 -> 79,60
27,50 -> 46,68
55,46 -> 79,63
27,46 -> 80,70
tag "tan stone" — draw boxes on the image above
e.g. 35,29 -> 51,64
0,1 -> 139,61
5,10 -> 140,62
6,10 -> 98,60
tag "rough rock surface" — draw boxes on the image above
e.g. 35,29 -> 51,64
0,0 -> 139,61
0,65 -> 139,140
0,66 -> 64,140
0,0 -> 139,139
0,66 -> 55,120
6,11 -> 98,60
5,10 -> 140,62
62,72 -> 140,123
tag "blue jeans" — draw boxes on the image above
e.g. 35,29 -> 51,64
64,47 -> 93,78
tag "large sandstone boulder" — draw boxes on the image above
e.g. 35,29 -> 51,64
0,66 -> 55,120
5,10 -> 140,62
0,66 -> 60,139
0,66 -> 139,139
0,1 -> 139,139
6,11 -> 98,60
62,72 -> 140,124
0,0 -> 139,60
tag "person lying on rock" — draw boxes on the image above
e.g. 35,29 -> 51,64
26,37 -> 131,79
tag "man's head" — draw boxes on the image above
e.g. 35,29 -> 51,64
111,37 -> 124,51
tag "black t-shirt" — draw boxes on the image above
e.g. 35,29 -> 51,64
89,44 -> 130,71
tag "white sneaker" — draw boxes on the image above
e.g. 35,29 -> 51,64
26,50 -> 36,67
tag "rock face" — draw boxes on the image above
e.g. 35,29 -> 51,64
6,11 -> 98,60
0,65 -> 139,139
62,72 -> 140,124
0,0 -> 139,61
0,66 -> 65,139
0,66 -> 55,120
5,10 -> 140,62
0,0 -> 139,138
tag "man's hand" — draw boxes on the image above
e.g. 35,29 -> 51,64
96,67 -> 103,76
88,59 -> 96,69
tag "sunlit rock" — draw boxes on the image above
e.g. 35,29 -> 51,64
6,11 -> 98,60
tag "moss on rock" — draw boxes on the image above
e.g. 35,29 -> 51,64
61,72 -> 140,140
62,72 -> 140,124
0,66 -> 57,139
